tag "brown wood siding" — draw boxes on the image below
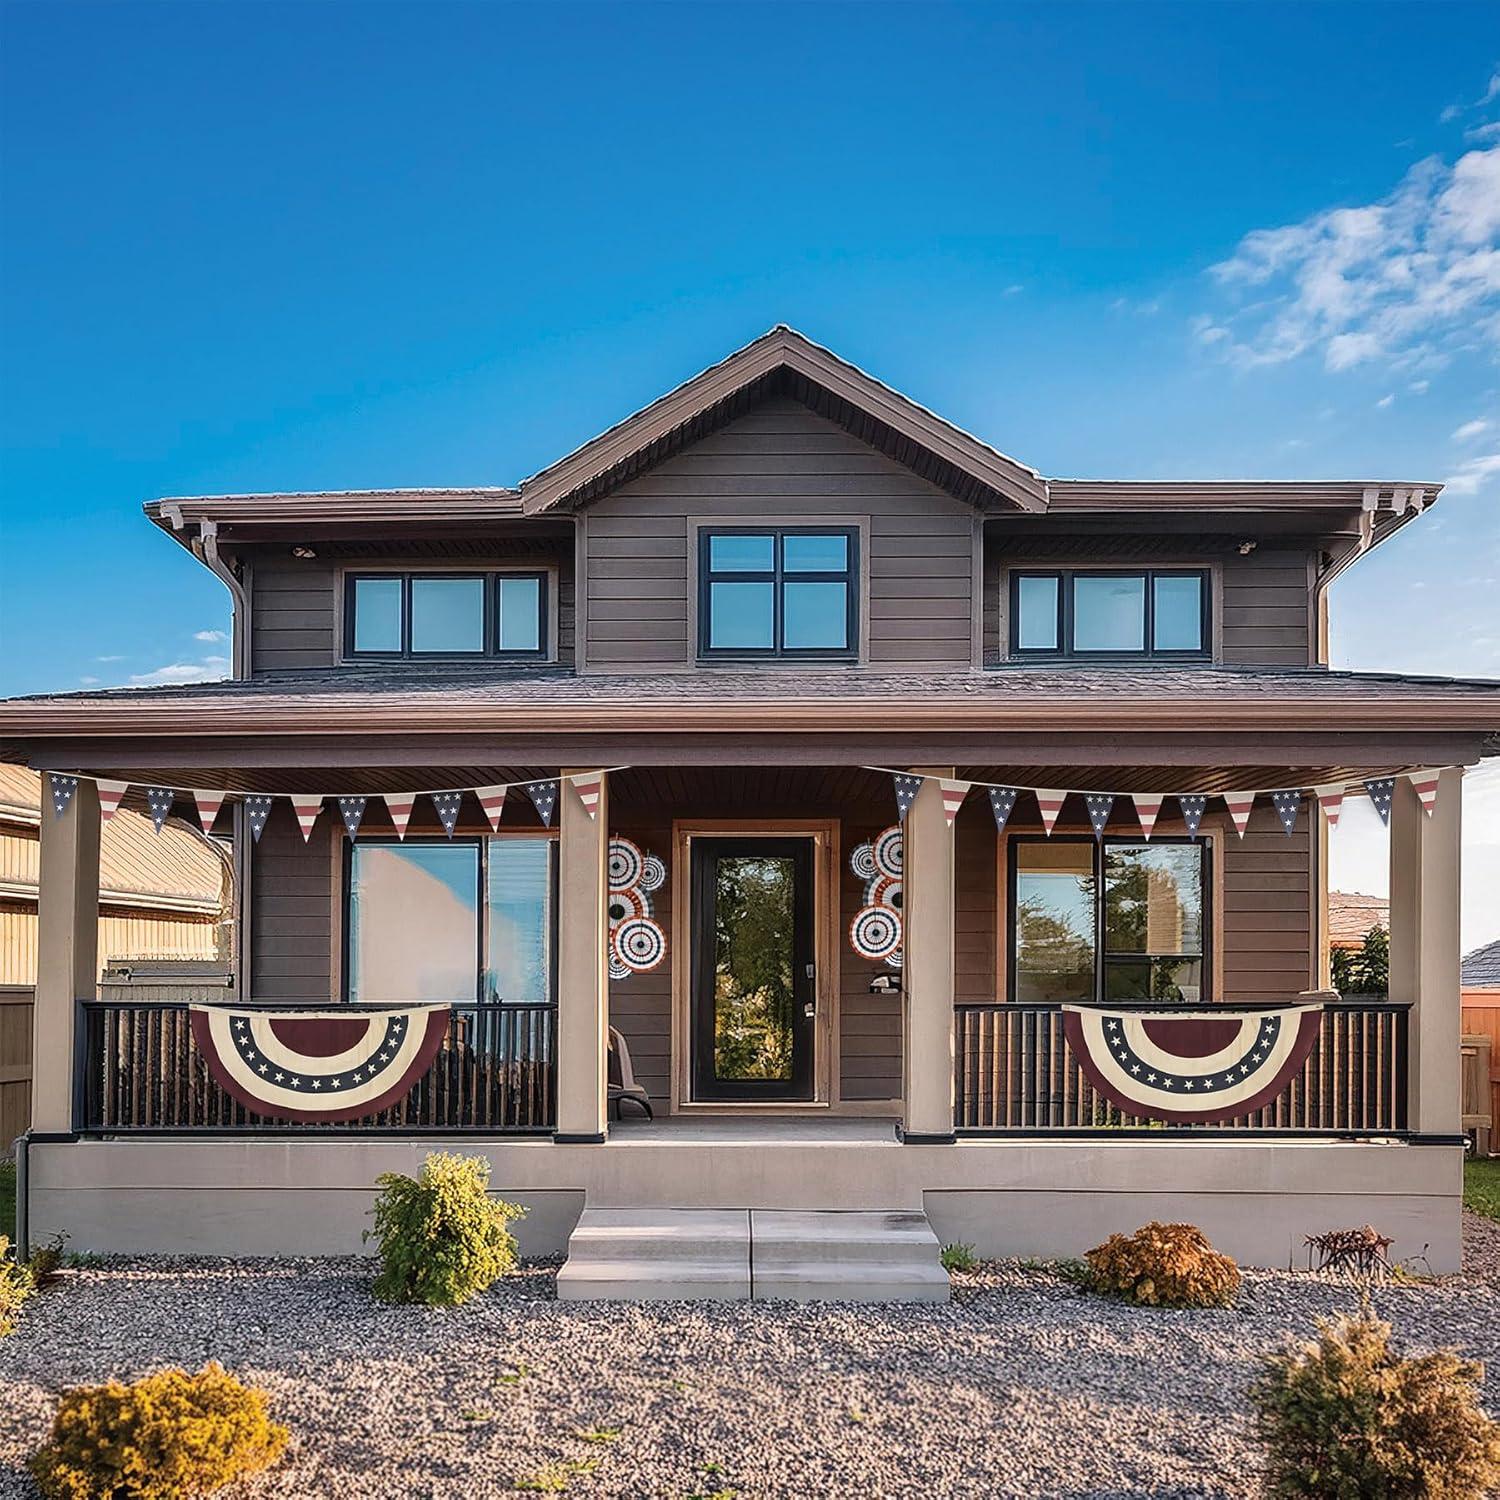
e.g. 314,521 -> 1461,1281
840,814 -> 904,1101
249,803 -> 335,1002
248,543 -> 576,674
582,396 -> 977,672
983,536 -> 1315,667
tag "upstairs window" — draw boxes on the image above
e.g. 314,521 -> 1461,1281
1011,569 -> 1209,658
699,528 -> 858,658
345,571 -> 548,660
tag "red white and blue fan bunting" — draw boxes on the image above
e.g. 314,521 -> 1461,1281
1365,777 -> 1396,825
849,841 -> 878,880
1177,795 -> 1207,837
872,825 -> 903,878
526,779 -> 560,827
338,796 -> 367,840
431,791 -> 464,836
244,795 -> 274,842
1271,789 -> 1302,836
988,786 -> 1018,833
1062,1002 -> 1323,1124
892,773 -> 924,821
190,1003 -> 450,1123
1085,794 -> 1114,837
639,853 -> 667,893
48,774 -> 78,817
1133,793 -> 1163,839
192,789 -> 226,832
850,904 -> 902,961
608,837 -> 644,890
607,837 -> 667,980
613,916 -> 667,973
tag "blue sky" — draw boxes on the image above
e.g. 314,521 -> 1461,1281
2,2 -> 1498,943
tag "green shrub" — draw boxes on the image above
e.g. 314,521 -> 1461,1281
1084,1221 -> 1241,1308
29,1361 -> 288,1499
940,1242 -> 978,1272
0,1235 -> 33,1336
1251,1305 -> 1500,1499
366,1151 -> 524,1306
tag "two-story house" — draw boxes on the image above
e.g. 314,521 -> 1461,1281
4,327 -> 1497,1283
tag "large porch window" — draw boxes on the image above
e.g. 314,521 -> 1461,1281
345,837 -> 557,1005
1009,837 -> 1208,1004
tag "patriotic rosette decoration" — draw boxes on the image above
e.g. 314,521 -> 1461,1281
1062,1001 -> 1323,1124
190,1003 -> 450,1123
606,836 -> 667,978
849,826 -> 904,967
849,903 -> 901,962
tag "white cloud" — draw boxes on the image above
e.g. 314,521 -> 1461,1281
1408,378 -> 1430,393
1003,284 -> 1024,297
1375,392 -> 1395,409
1199,144 -> 1500,372
1453,417 -> 1492,440
126,656 -> 230,686
1443,450 -> 1500,494
193,628 -> 229,642
79,675 -> 100,686
94,654 -> 126,663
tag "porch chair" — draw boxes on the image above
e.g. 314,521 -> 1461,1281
608,1026 -> 653,1121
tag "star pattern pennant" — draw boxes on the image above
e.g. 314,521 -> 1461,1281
892,773 -> 924,821
988,786 -> 1018,834
145,786 -> 175,834
48,774 -> 78,818
1085,794 -> 1114,838
1132,793 -> 1163,840
244,795 -> 274,843
525,779 -> 560,827
432,791 -> 464,837
1365,777 -> 1396,826
1176,795 -> 1207,837
1270,789 -> 1302,836
338,796 -> 367,840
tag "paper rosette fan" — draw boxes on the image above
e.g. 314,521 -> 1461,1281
849,904 -> 902,962
613,916 -> 667,973
1061,1002 -> 1323,1124
190,1004 -> 450,1123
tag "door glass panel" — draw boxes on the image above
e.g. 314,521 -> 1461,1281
1153,575 -> 1203,651
709,533 -> 774,571
484,838 -> 555,1004
709,581 -> 775,648
783,532 -> 848,571
496,575 -> 542,652
410,577 -> 485,653
352,577 -> 403,653
348,844 -> 479,1003
1073,575 -> 1145,652
783,581 -> 847,649
1016,575 -> 1060,650
1013,843 -> 1096,1002
711,855 -> 795,1081
1103,845 -> 1204,955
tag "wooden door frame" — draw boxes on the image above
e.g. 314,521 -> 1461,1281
670,818 -> 839,1113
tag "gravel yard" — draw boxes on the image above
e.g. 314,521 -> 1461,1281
1,1220 -> 1497,1500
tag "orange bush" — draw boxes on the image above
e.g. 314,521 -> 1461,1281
1085,1220 -> 1241,1308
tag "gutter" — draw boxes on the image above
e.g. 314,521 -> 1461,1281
161,510 -> 249,679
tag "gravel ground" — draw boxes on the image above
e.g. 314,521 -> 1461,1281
1,1223 -> 1498,1500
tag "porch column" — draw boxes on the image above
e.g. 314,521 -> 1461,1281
34,777 -> 100,1134
554,768 -> 610,1142
902,767 -> 957,1143
1388,768 -> 1462,1135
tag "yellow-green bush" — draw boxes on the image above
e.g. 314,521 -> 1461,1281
366,1151 -> 524,1306
1251,1306 -> 1500,1499
0,1235 -> 33,1336
1084,1221 -> 1241,1308
29,1362 -> 288,1499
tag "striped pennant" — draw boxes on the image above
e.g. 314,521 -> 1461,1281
191,790 -> 226,832
1132,793 -> 1164,840
570,772 -> 604,822
96,778 -> 129,821
474,785 -> 508,832
1034,789 -> 1067,836
1407,769 -> 1441,817
938,779 -> 970,827
1313,783 -> 1345,829
1223,791 -> 1256,839
384,792 -> 416,839
291,795 -> 323,843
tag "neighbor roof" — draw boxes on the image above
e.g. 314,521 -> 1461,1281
1463,939 -> 1500,989
1328,892 -> 1389,949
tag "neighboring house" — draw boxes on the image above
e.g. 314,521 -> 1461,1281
2,327 -> 1497,1272
1328,891 -> 1389,952
1463,939 -> 1500,994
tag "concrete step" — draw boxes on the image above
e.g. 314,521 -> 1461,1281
556,1207 -> 949,1303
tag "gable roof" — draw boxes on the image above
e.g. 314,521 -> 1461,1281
516,325 -> 1050,515
1329,891 -> 1389,949
1463,938 -> 1500,988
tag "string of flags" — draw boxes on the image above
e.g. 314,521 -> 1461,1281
867,766 -> 1455,840
42,769 -> 617,844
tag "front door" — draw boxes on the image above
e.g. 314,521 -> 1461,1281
690,837 -> 815,1102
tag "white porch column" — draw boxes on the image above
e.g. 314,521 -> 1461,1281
34,777 -> 100,1134
902,767 -> 957,1142
554,769 -> 610,1142
1388,768 -> 1462,1135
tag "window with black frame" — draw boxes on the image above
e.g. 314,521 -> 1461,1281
1010,569 -> 1209,658
699,528 -> 857,657
1010,837 -> 1208,1004
344,571 -> 548,660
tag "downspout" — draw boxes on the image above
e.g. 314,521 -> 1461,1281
14,1131 -> 29,1261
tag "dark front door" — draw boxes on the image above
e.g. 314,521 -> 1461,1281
690,837 -> 815,1102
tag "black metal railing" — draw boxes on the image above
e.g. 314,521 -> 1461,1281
954,1000 -> 1409,1134
77,1000 -> 556,1134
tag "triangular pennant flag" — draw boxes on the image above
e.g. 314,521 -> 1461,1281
1176,794 -> 1207,837
244,795 -> 273,843
338,796 -> 367,840
432,791 -> 465,837
96,778 -> 128,822
48,774 -> 78,818
1085,794 -> 1114,838
1270,789 -> 1302,836
384,792 -> 415,839
474,785 -> 508,833
938,779 -> 970,827
1035,789 -> 1067,836
1364,777 -> 1396,826
145,786 -> 175,834
1407,769 -> 1441,817
892,773 -> 924,821
291,795 -> 323,843
1132,793 -> 1164,840
988,786 -> 1018,834
1314,783 -> 1345,829
525,779 -> 560,827
570,772 -> 603,821
191,789 -> 226,832
1223,791 -> 1256,839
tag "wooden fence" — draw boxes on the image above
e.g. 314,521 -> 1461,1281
1462,991 -> 1500,1157
0,986 -> 32,1153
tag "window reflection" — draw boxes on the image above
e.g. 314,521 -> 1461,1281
1013,843 -> 1096,1003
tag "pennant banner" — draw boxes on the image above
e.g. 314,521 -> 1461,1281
96,779 -> 128,822
432,791 -> 464,837
1271,789 -> 1302,837
192,789 -> 226,833
1085,794 -> 1114,838
473,785 -> 507,833
938,779 -> 970,828
1177,795 -> 1207,838
338,796 -> 367,841
244,795 -> 274,843
48,773 -> 78,818
1407,769 -> 1441,817
570,772 -> 603,821
892,773 -> 924,821
988,786 -> 1018,834
1132,793 -> 1163,840
1035,789 -> 1067,836
526,779 -> 559,827
1223,791 -> 1255,839
145,787 -> 175,834
1314,784 -> 1345,829
291,795 -> 323,843
384,792 -> 415,839
1365,777 -> 1396,826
